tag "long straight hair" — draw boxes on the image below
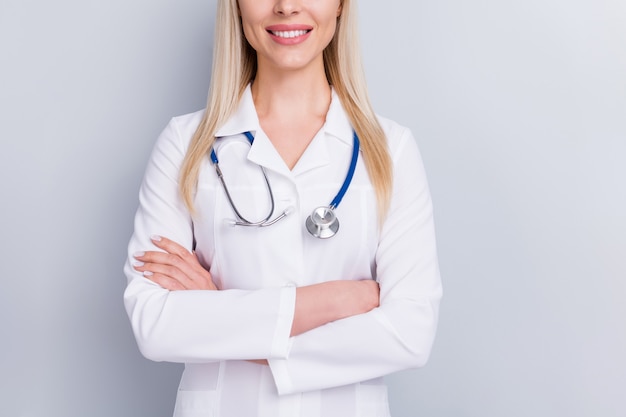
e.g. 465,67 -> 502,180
180,0 -> 392,220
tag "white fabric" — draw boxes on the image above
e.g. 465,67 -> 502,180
124,85 -> 442,417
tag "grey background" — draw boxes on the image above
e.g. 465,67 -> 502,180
1,0 -> 624,416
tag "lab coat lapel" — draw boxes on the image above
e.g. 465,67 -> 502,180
246,129 -> 293,177
247,128 -> 332,177
291,89 -> 354,176
291,129 -> 330,176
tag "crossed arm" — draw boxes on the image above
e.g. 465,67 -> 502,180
132,235 -> 380,339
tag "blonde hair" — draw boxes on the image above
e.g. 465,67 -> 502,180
180,0 -> 392,220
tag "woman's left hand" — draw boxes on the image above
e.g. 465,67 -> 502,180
133,235 -> 217,291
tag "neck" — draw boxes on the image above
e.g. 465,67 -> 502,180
251,60 -> 331,121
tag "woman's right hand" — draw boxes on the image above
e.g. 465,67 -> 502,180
291,279 -> 380,337
132,235 -> 217,291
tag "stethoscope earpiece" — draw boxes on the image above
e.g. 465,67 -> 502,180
306,206 -> 340,239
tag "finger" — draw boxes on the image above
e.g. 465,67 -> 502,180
150,235 -> 192,258
136,237 -> 217,290
134,252 -> 216,290
134,250 -> 183,267
135,249 -> 196,280
133,260 -> 195,289
140,251 -> 204,286
143,270 -> 186,291
143,239 -> 215,289
187,251 -> 218,289
148,236 -> 207,279
247,359 -> 269,366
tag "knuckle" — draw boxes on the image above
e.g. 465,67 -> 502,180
164,265 -> 180,277
153,274 -> 184,291
150,274 -> 168,288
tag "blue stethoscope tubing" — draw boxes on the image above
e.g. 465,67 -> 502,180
210,130 -> 360,238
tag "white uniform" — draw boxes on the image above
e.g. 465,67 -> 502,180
124,85 -> 442,417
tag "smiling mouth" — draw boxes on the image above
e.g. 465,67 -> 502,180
268,29 -> 312,39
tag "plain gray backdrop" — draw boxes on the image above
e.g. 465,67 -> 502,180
1,1 -> 624,416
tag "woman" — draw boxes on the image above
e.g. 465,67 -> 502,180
124,0 -> 442,415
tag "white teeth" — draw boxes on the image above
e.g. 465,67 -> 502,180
271,30 -> 308,39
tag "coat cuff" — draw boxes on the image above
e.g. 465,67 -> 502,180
267,354 -> 294,395
269,286 -> 296,359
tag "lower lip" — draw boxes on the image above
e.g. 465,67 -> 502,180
268,30 -> 312,46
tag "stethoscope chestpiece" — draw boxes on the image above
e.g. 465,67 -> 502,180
305,206 -> 339,239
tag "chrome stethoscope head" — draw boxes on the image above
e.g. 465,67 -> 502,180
211,131 -> 359,239
305,206 -> 340,239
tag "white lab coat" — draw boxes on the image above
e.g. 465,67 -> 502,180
124,86 -> 442,417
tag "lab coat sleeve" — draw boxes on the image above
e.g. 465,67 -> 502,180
268,126 -> 442,394
123,116 -> 296,363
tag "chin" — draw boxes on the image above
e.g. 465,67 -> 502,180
270,56 -> 322,72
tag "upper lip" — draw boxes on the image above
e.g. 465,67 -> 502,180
266,24 -> 313,32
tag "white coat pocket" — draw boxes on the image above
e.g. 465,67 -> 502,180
172,390 -> 218,417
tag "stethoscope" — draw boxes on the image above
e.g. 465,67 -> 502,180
210,131 -> 359,239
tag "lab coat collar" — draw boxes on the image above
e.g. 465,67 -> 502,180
215,85 -> 260,138
214,85 -> 288,175
323,88 -> 354,147
214,84 -> 355,175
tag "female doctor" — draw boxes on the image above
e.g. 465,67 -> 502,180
124,0 -> 442,415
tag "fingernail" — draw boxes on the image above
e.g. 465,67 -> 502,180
133,251 -> 145,258
151,235 -> 162,242
143,271 -> 154,277
133,261 -> 145,267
